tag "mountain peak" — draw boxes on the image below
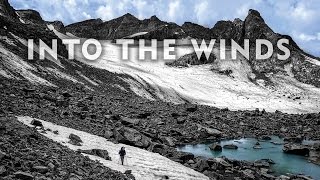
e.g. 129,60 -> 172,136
245,9 -> 265,24
16,9 -> 44,24
150,15 -> 160,21
123,13 -> 136,19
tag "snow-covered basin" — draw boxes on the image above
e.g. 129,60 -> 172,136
17,116 -> 209,180
52,29 -> 320,113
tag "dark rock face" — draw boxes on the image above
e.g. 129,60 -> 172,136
166,52 -> 216,67
47,21 -> 66,34
182,22 -> 212,39
243,9 -> 275,44
16,10 -> 44,24
283,144 -> 310,156
211,19 -> 243,45
0,0 -> 17,19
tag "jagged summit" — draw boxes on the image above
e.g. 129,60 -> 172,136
150,15 -> 160,21
16,9 -> 44,24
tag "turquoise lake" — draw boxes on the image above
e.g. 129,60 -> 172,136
177,137 -> 320,179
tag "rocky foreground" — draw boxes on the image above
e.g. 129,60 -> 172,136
1,79 -> 320,179
0,116 -> 133,180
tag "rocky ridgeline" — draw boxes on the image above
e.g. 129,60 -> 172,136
0,116 -> 133,180
16,10 -> 44,25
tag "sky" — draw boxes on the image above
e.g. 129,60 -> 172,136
9,0 -> 320,56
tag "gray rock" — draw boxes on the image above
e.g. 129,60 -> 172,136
121,117 -> 140,126
242,169 -> 255,179
0,150 -> 7,160
0,165 -> 6,175
283,144 -> 310,156
31,119 -> 43,127
32,166 -> 49,174
69,133 -> 83,146
223,144 -> 238,149
14,171 -> 34,180
78,149 -> 111,161
209,144 -> 222,151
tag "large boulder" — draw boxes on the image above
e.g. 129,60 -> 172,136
69,133 -> 83,146
283,144 -> 310,156
14,171 -> 34,180
31,119 -> 43,127
114,127 -> 151,148
284,136 -> 303,143
121,117 -> 140,126
209,144 -> 222,151
223,144 -> 238,149
78,149 -> 111,161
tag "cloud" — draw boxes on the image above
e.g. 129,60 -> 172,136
168,0 -> 181,21
96,4 -> 114,20
296,32 -> 320,42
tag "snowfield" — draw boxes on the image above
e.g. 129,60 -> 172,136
40,28 -> 320,113
17,116 -> 209,180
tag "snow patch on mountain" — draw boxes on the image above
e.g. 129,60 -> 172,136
17,116 -> 209,180
304,55 -> 320,66
126,32 -> 148,38
0,42 -> 55,86
49,31 -> 320,113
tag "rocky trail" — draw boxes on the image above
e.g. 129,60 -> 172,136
17,116 -> 209,180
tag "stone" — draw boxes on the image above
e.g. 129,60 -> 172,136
32,166 -> 49,174
69,133 -> 83,146
124,170 -> 132,174
0,165 -> 6,175
186,104 -> 197,112
261,136 -> 272,141
31,119 -> 43,127
214,158 -> 231,168
176,118 -> 186,124
284,136 -> 303,143
0,150 -> 7,160
254,159 -> 270,168
121,117 -> 140,126
209,144 -> 222,151
253,145 -> 262,149
283,144 -> 310,156
48,163 -> 55,169
242,169 -> 255,179
104,130 -> 113,139
78,149 -> 111,161
193,159 -> 210,172
14,171 -> 34,180
163,137 -> 175,147
223,144 -> 238,149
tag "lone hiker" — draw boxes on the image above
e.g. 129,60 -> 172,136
119,147 -> 126,165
